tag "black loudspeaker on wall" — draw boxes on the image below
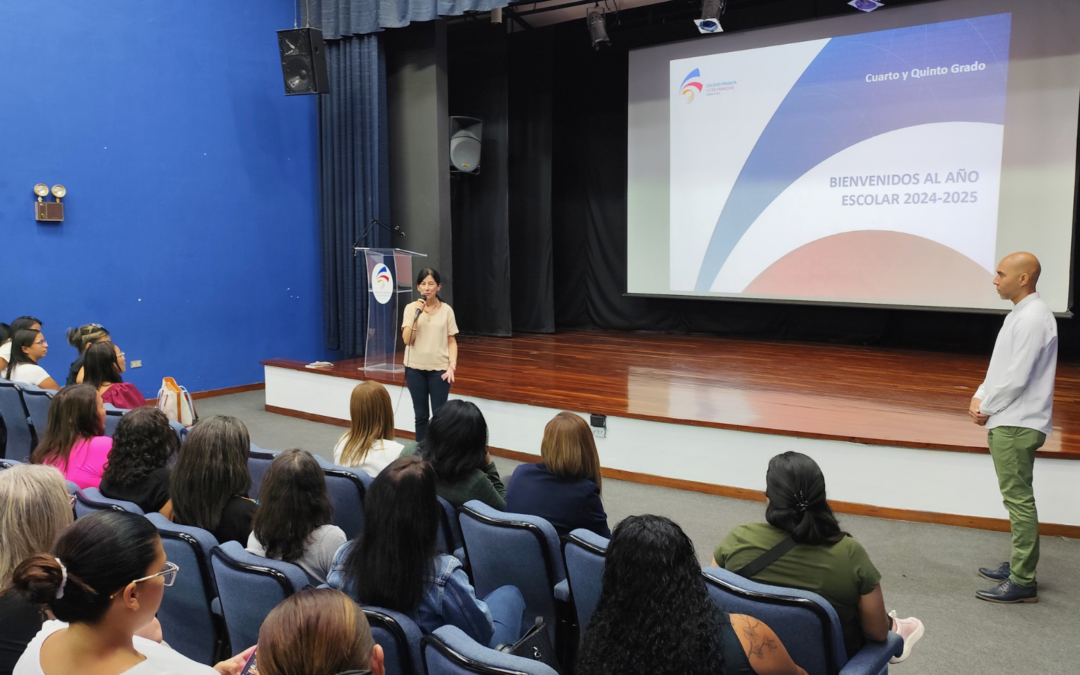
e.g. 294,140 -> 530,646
277,28 -> 329,95
449,117 -> 483,174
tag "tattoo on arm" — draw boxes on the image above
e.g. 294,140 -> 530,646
737,615 -> 779,659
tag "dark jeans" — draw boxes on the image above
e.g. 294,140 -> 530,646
405,367 -> 451,443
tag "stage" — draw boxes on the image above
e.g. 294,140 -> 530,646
262,331 -> 1080,536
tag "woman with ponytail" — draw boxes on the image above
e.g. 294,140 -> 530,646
712,452 -> 924,664
10,511 -> 254,675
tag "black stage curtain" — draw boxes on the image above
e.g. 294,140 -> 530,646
448,23 -> 513,336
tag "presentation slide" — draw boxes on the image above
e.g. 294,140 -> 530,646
627,0 -> 1080,312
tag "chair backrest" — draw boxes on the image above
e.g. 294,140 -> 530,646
458,501 -> 566,644
210,540 -> 310,654
145,513 -> 223,664
702,566 -> 846,675
74,487 -> 145,518
563,528 -> 609,641
422,625 -> 559,675
436,495 -> 465,559
363,606 -> 425,675
315,455 -> 371,540
0,378 -> 34,461
103,407 -> 127,437
247,447 -> 279,498
19,385 -> 54,439
0,458 -> 22,469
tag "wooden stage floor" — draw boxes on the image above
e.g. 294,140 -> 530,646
264,330 -> 1080,460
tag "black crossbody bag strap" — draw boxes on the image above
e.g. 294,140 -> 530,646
735,536 -> 797,578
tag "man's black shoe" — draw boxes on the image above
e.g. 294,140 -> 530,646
976,579 -> 1038,604
978,562 -> 1010,582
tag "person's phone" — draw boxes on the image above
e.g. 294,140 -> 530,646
239,648 -> 259,675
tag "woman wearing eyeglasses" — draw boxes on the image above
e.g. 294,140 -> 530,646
3,329 -> 59,391
83,342 -> 147,409
10,510 -> 256,675
64,323 -> 109,387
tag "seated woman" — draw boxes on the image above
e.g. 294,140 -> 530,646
170,415 -> 256,544
64,323 -> 109,386
334,381 -> 404,476
247,449 -> 346,585
256,588 -> 384,675
506,412 -> 610,538
29,384 -> 111,489
99,408 -> 179,516
3,329 -> 59,391
328,456 -> 525,648
400,400 -> 505,510
83,341 -> 146,409
10,510 -> 254,675
713,452 -> 924,664
0,465 -> 74,674
579,514 -> 808,675
0,316 -> 41,373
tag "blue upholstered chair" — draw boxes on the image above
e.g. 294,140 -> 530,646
210,540 -> 310,655
457,501 -> 567,645
19,384 -> 54,438
422,625 -> 559,675
247,447 -> 278,498
74,487 -> 144,518
103,406 -> 126,437
363,606 -> 425,675
0,378 -> 34,461
146,513 -> 224,664
563,528 -> 609,642
315,455 -> 371,540
437,494 -> 466,561
702,567 -> 902,675
0,457 -> 21,469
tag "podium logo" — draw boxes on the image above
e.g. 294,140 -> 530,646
680,68 -> 703,103
372,263 -> 393,305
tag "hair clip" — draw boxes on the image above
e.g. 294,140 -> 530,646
54,558 -> 68,599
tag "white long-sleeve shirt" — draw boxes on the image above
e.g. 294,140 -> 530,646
974,292 -> 1057,435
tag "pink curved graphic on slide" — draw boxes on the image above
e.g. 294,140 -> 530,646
743,231 -> 994,305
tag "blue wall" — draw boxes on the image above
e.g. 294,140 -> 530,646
0,2 -> 332,396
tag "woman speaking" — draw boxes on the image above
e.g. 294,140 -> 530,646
402,268 -> 459,443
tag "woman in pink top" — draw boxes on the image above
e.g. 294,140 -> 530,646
83,341 -> 147,409
30,384 -> 112,489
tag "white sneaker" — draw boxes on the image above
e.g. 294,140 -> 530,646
888,609 -> 925,664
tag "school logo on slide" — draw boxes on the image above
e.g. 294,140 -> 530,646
371,263 -> 393,305
680,68 -> 704,103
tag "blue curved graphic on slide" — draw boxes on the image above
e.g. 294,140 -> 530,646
693,13 -> 1012,292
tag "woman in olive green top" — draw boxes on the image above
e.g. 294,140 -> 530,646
713,452 -> 924,664
400,400 -> 505,510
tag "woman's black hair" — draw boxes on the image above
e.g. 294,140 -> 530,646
30,384 -> 103,470
9,316 -> 42,334
577,515 -> 727,675
5,329 -> 41,379
102,408 -> 179,488
343,455 -> 439,612
66,323 -> 110,353
0,323 -> 10,346
417,400 -> 488,482
10,510 -> 159,625
764,451 -> 848,546
170,415 -> 252,532
252,449 -> 334,563
83,341 -> 123,388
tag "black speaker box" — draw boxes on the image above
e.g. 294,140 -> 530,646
449,117 -> 483,174
277,28 -> 329,95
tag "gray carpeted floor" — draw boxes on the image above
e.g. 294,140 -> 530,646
201,391 -> 1080,675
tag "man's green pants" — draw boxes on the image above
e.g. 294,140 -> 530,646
987,426 -> 1045,587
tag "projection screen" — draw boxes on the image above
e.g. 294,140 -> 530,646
627,0 -> 1080,312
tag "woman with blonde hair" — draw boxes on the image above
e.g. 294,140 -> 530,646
333,381 -> 403,476
506,411 -> 610,538
256,588 -> 384,675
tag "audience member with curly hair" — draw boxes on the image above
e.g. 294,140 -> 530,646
247,449 -> 346,585
170,415 -> 256,544
99,408 -> 179,517
579,514 -> 807,675
256,588 -> 384,675
29,384 -> 111,489
83,341 -> 146,409
713,452 -> 923,664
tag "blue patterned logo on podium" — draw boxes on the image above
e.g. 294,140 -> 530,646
372,263 -> 393,305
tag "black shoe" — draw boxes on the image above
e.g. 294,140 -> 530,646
978,562 -> 1010,582
976,579 -> 1038,604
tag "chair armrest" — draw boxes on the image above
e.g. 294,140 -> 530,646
839,632 -> 903,675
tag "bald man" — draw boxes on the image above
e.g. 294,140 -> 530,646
968,252 -> 1057,603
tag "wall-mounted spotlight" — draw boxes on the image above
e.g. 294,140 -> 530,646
587,5 -> 610,51
34,183 -> 65,222
695,0 -> 726,34
849,0 -> 884,12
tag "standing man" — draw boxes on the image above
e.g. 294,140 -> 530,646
969,252 -> 1057,604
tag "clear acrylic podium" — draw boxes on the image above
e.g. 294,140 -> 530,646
355,247 -> 426,373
